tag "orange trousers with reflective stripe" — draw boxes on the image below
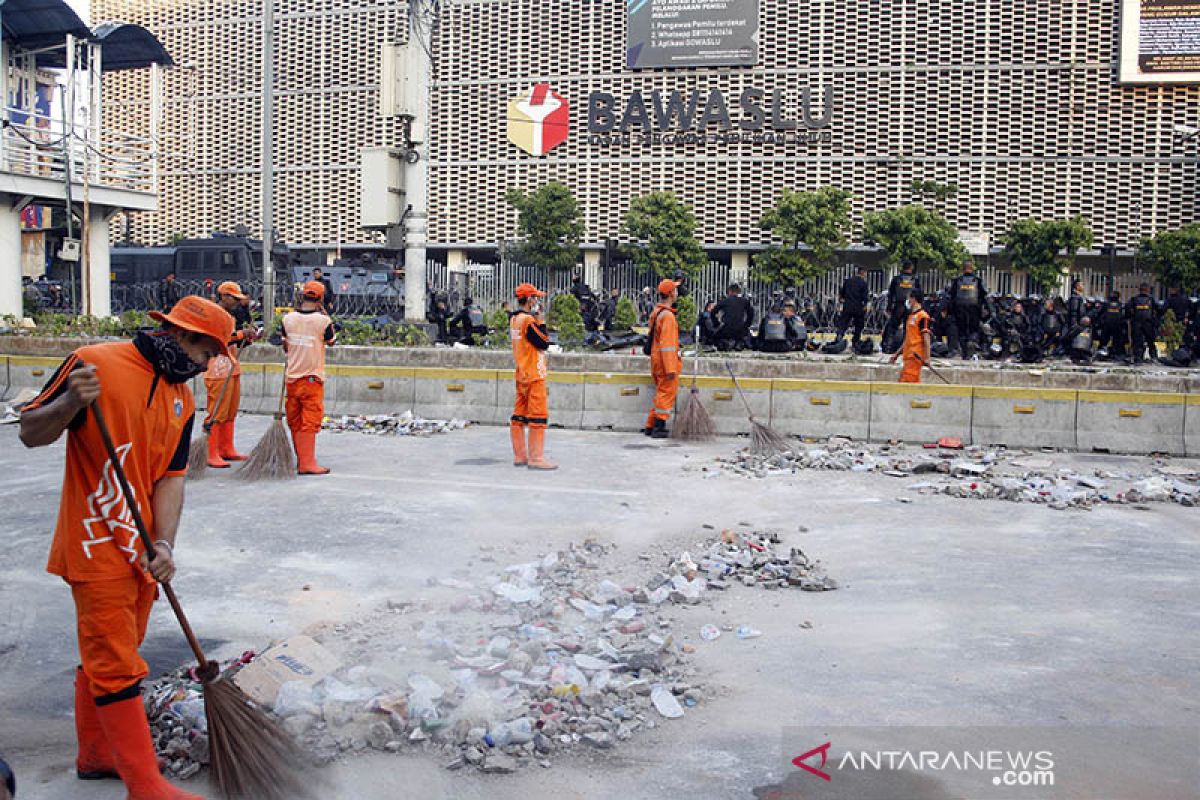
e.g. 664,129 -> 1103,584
286,378 -> 325,434
899,358 -> 923,383
646,372 -> 680,426
204,373 -> 241,426
513,380 -> 549,429
71,576 -> 157,697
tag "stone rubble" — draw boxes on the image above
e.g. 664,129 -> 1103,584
322,410 -> 469,436
143,533 -> 835,777
711,438 -> 1200,510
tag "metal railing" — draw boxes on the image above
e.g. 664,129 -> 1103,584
2,108 -> 157,194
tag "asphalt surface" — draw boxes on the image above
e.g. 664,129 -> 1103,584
0,415 -> 1197,799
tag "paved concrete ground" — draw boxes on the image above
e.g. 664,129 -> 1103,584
1,417 -> 1197,799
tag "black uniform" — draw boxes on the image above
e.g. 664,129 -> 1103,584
1063,323 -> 1095,364
836,274 -> 870,344
699,308 -> 719,346
1039,308 -> 1065,355
427,292 -> 450,343
883,271 -> 921,346
756,311 -> 793,353
1066,291 -> 1087,328
714,294 -> 756,350
1095,299 -> 1127,358
1126,292 -> 1159,362
158,278 -> 183,310
947,271 -> 988,358
449,302 -> 488,345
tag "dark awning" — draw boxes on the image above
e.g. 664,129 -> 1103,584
88,22 -> 174,70
0,0 -> 90,50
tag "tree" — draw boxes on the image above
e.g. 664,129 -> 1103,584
752,187 -> 853,286
1139,223 -> 1200,292
1002,216 -> 1093,292
862,204 -> 968,275
1160,309 -> 1186,353
675,294 -> 698,336
621,191 -> 708,279
613,295 -> 638,330
504,182 -> 585,271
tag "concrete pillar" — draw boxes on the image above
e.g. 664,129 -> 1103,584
730,250 -> 750,285
86,208 -> 112,318
0,203 -> 22,319
584,249 -> 602,291
447,249 -> 467,275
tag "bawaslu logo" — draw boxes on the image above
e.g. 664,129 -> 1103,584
507,83 -> 569,156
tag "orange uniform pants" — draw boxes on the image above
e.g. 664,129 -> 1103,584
646,371 -> 680,427
71,576 -> 157,698
899,357 -> 923,383
513,380 -> 548,429
286,378 -> 325,434
204,373 -> 241,426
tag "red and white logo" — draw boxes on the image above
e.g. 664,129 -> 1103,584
793,741 -> 833,781
507,83 -> 569,157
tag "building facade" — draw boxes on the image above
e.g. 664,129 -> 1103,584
99,1 -> 1199,278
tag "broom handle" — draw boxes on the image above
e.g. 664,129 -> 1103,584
914,354 -> 952,385
723,361 -> 757,419
275,367 -> 288,416
90,403 -> 211,669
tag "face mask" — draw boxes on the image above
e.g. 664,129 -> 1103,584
135,331 -> 206,384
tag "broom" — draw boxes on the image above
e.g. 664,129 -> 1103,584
915,354 -> 953,385
724,360 -> 790,456
187,368 -> 236,478
91,404 -> 317,800
672,329 -> 716,441
239,370 -> 295,481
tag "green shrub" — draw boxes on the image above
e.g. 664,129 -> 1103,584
613,296 -> 638,330
549,293 -> 584,343
1161,310 -> 1185,353
485,308 -> 511,348
675,295 -> 697,336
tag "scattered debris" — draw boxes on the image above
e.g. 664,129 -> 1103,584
144,533 -> 836,777
322,411 -> 469,436
715,439 -> 1200,510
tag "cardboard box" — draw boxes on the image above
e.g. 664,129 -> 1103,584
231,635 -> 341,706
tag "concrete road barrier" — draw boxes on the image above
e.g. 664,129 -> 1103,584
0,355 -> 9,400
869,382 -> 973,444
326,365 -> 415,416
688,375 -> 772,436
580,372 -> 657,431
495,372 -> 586,430
769,379 -> 871,441
6,356 -> 59,400
412,367 -> 500,425
1076,390 -> 1186,455
1187,396 -> 1200,457
971,387 -> 1078,450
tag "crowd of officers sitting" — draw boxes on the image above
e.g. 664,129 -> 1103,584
421,263 -> 1200,368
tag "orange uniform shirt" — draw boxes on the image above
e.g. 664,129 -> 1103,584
24,342 -> 195,583
511,310 -> 549,383
649,304 -> 682,376
282,309 -> 335,382
902,308 -> 931,362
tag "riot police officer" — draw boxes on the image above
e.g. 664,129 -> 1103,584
449,296 -> 488,345
756,302 -> 792,353
1039,298 -> 1065,356
835,266 -> 870,347
1095,291 -> 1127,359
1126,283 -> 1160,363
1063,316 -> 1095,364
947,259 -> 989,358
883,261 -> 921,350
1066,280 -> 1087,328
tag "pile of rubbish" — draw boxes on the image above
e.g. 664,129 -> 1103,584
143,533 -> 835,776
321,411 -> 469,436
713,438 -> 1200,510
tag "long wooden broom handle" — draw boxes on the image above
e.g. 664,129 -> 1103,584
723,360 -> 757,420
91,403 -> 211,669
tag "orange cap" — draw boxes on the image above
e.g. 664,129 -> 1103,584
302,280 -> 326,300
515,282 -> 546,299
149,296 -> 234,356
657,278 -> 680,296
216,281 -> 247,301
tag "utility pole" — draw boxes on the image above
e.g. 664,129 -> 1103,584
261,0 -> 275,318
402,0 -> 431,325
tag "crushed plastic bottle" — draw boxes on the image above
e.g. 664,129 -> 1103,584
650,684 -> 685,719
700,624 -> 721,641
735,625 -> 763,639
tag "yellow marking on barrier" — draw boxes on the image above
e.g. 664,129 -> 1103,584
446,384 -> 465,393
872,382 -> 971,398
974,386 -> 1076,402
1119,408 -> 1142,418
1188,394 -> 1200,407
1078,390 -> 1186,406
772,379 -> 867,393
713,391 -> 734,401
367,381 -> 384,390
327,365 -> 416,379
691,375 -> 770,391
1013,405 -> 1035,415
910,400 -> 932,409
7,356 -> 61,368
585,372 -> 655,386
31,369 -> 44,377
810,397 -> 832,406
412,367 -> 498,381
619,387 -> 641,397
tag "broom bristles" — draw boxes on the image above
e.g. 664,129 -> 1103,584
238,417 -> 296,481
204,675 -> 321,800
187,432 -> 209,478
671,388 -> 717,441
750,419 -> 790,456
